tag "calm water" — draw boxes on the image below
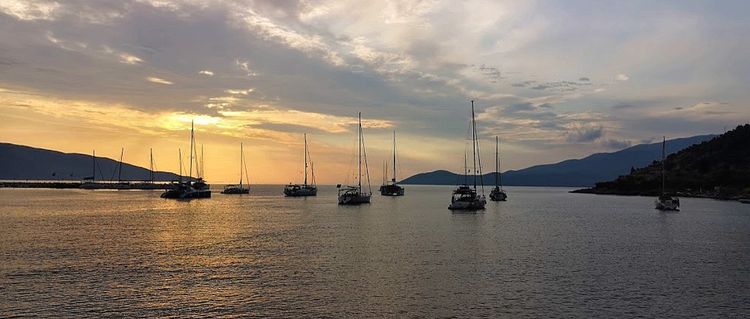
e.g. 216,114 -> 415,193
1,185 -> 749,317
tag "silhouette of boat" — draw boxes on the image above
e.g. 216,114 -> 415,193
284,133 -> 317,197
655,136 -> 679,211
222,143 -> 250,194
379,131 -> 404,196
338,112 -> 371,205
489,136 -> 507,201
449,100 -> 486,211
161,121 -> 211,199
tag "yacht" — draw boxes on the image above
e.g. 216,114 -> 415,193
654,136 -> 679,211
489,136 -> 507,201
161,121 -> 211,199
379,131 -> 405,196
284,133 -> 318,196
222,143 -> 250,194
449,100 -> 486,211
338,112 -> 372,205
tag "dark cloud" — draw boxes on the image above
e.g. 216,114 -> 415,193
511,80 -> 535,87
613,103 -> 637,110
578,77 -> 590,81
477,64 -> 502,82
529,80 -> 589,92
567,126 -> 604,143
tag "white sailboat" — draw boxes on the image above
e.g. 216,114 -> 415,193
338,112 -> 372,205
449,100 -> 487,211
489,136 -> 507,201
222,143 -> 250,194
379,131 -> 404,196
284,133 -> 318,196
655,136 -> 679,211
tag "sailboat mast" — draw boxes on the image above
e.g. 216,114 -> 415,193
201,144 -> 204,179
495,136 -> 499,188
304,133 -> 308,186
178,148 -> 183,183
357,112 -> 362,191
189,120 -> 194,179
150,148 -> 154,182
662,136 -> 666,195
471,100 -> 478,190
464,152 -> 468,186
92,150 -> 96,182
118,147 -> 124,182
239,143 -> 244,187
392,131 -> 396,183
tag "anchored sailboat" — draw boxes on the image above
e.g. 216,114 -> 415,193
380,131 -> 404,196
449,100 -> 486,211
489,136 -> 507,201
655,136 -> 679,211
284,133 -> 318,197
161,121 -> 211,199
337,112 -> 372,205
222,143 -> 250,194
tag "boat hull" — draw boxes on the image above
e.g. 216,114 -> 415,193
489,188 -> 507,201
161,188 -> 212,199
284,185 -> 318,197
338,194 -> 371,205
379,184 -> 404,196
655,197 -> 680,211
448,199 -> 486,210
221,187 -> 249,194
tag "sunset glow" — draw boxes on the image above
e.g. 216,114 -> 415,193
1,1 -> 748,183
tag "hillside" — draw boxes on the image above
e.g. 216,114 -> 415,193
400,134 -> 715,187
573,124 -> 750,199
0,143 -> 184,181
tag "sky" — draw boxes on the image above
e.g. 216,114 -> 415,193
0,0 -> 748,184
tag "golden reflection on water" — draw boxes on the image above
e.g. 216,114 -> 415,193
1,186 -> 749,317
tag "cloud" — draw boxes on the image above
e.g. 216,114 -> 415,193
0,0 -> 61,21
119,53 -> 143,65
146,77 -> 173,85
612,103 -> 636,110
599,139 -> 632,149
616,74 -> 630,81
578,77 -> 590,82
224,88 -> 254,96
198,70 -> 214,76
567,126 -> 604,143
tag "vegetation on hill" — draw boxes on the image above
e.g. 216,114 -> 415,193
573,124 -> 750,199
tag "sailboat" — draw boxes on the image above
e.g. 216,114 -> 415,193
654,136 -> 679,211
80,149 -> 103,189
222,143 -> 250,194
337,112 -> 372,205
284,133 -> 318,196
449,100 -> 487,211
161,121 -> 211,199
489,136 -> 507,201
379,131 -> 405,196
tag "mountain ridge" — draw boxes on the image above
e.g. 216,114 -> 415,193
573,124 -> 750,199
0,142 -> 184,181
400,134 -> 716,187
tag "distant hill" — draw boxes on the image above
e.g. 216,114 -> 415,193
0,143 -> 184,181
400,134 -> 715,187
574,124 -> 750,199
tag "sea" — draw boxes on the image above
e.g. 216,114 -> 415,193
1,185 -> 749,317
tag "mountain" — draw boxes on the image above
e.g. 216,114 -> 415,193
574,124 -> 750,199
0,143 -> 184,181
400,134 -> 716,187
